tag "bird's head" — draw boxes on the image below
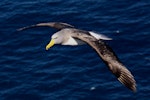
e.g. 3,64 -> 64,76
46,33 -> 63,50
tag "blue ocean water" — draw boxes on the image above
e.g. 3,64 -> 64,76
0,0 -> 150,100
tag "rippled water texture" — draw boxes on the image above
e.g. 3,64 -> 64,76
0,0 -> 150,100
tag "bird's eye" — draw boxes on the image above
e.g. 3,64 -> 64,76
53,37 -> 58,39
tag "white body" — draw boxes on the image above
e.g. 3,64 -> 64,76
62,31 -> 112,45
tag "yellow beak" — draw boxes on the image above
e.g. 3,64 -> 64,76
46,39 -> 55,50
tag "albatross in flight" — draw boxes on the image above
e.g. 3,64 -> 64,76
18,22 -> 136,92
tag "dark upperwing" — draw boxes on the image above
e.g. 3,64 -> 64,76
17,22 -> 74,31
71,29 -> 136,92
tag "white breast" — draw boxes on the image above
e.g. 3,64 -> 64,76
62,37 -> 86,45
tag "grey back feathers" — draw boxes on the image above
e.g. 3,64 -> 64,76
18,22 -> 136,92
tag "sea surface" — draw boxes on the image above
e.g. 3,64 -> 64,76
0,0 -> 150,100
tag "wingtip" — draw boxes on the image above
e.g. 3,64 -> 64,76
17,25 -> 37,31
117,70 -> 137,92
118,78 -> 137,93
131,85 -> 137,93
17,27 -> 25,31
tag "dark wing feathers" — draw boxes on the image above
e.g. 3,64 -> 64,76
109,62 -> 136,92
71,30 -> 136,92
17,22 -> 74,31
118,67 -> 136,92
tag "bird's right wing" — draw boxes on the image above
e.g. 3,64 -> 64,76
17,22 -> 74,31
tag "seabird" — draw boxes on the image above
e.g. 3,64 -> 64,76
18,22 -> 136,92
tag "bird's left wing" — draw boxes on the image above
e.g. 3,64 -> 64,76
17,22 -> 74,31
71,29 -> 136,92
